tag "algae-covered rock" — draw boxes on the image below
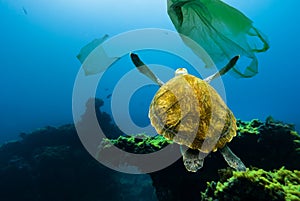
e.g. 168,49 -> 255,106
0,110 -> 299,201
201,167 -> 300,201
100,117 -> 300,201
233,118 -> 300,170
100,134 -> 172,154
103,117 -> 300,170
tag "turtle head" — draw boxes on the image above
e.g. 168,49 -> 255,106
175,68 -> 188,77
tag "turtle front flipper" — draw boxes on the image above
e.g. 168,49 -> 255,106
180,145 -> 208,172
204,55 -> 240,83
130,53 -> 165,86
219,145 -> 246,171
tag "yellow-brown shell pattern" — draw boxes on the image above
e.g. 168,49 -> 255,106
149,74 -> 236,153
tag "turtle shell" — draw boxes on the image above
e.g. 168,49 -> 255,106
149,73 -> 236,153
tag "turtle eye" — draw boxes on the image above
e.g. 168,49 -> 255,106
175,68 -> 188,76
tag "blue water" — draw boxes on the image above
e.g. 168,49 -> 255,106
1,0 -> 299,143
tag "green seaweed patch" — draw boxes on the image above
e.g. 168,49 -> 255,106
202,167 -> 300,201
236,117 -> 299,137
101,134 -> 172,154
236,119 -> 262,135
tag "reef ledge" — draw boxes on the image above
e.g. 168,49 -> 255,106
0,117 -> 299,201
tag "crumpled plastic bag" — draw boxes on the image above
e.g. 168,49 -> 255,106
77,35 -> 109,65
167,0 -> 269,77
77,34 -> 121,75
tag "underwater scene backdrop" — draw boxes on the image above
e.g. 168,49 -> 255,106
0,0 -> 300,201
1,0 -> 299,143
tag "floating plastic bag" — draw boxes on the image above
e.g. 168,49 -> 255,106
167,0 -> 269,77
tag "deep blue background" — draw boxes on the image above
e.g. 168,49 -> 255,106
1,0 -> 299,143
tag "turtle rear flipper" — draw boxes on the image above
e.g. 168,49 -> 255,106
181,146 -> 208,172
219,145 -> 246,171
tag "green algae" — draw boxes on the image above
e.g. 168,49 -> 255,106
101,118 -> 270,153
236,119 -> 262,135
101,134 -> 172,154
236,117 -> 298,137
99,118 -> 300,169
202,168 -> 300,201
100,118 -> 299,155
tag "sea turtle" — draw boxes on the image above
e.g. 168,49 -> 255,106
130,53 -> 246,173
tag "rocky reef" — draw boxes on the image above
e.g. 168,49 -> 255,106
0,100 -> 156,201
101,117 -> 300,201
0,98 -> 299,201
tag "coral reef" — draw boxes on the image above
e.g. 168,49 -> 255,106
234,118 -> 300,170
201,167 -> 300,201
0,97 -> 299,201
0,125 -> 157,201
0,99 -> 156,201
103,117 -> 300,201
